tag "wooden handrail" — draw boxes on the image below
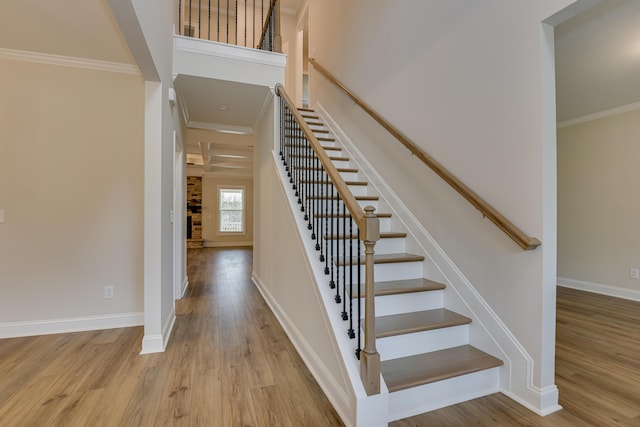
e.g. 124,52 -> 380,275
308,58 -> 541,250
276,84 -> 367,232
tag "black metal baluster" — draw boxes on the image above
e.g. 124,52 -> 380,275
310,155 -> 316,236
323,173 -> 330,272
217,0 -> 220,41
356,228 -> 362,358
317,168 -> 324,254
301,134 -> 308,210
348,216 -> 355,338
244,0 -> 247,46
340,202 -> 346,313
336,198 -> 342,302
305,145 -> 315,230
189,0 -> 192,36
226,0 -> 229,43
179,0 -> 182,35
198,0 -> 201,38
208,0 -> 211,39
329,186 -> 335,288
253,0 -> 256,48
235,0 -> 237,45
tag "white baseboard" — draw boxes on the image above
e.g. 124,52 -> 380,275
557,277 -> 640,302
0,312 -> 143,339
140,306 -> 176,354
203,241 -> 253,248
181,276 -> 190,298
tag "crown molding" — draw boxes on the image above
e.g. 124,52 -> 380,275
557,100 -> 640,129
0,48 -> 140,75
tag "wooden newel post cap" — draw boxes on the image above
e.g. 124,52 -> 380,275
364,206 -> 380,242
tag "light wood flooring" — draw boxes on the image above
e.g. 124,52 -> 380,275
2,249 -> 640,426
0,248 -> 343,426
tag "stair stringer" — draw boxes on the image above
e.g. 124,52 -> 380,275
252,154 -> 390,427
316,102 -> 561,417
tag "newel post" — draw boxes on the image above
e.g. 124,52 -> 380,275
360,206 -> 380,395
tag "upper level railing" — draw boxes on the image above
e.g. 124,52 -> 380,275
308,58 -> 541,251
177,0 -> 281,52
257,0 -> 281,52
276,84 -> 381,396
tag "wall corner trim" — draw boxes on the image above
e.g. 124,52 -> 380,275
140,306 -> 176,354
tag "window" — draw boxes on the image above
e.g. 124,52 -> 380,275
219,188 -> 245,233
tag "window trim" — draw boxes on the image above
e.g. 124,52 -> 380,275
217,185 -> 246,235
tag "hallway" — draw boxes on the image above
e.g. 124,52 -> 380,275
180,247 -> 344,425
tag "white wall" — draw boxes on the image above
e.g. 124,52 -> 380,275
0,59 -> 144,336
308,0 -> 574,412
558,108 -> 640,299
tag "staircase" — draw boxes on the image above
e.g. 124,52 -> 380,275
292,107 -> 503,422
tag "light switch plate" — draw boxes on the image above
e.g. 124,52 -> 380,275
0,209 -> 4,224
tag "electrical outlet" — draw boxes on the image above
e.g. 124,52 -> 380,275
104,286 -> 114,299
630,268 -> 639,280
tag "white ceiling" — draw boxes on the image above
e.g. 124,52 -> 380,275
555,0 -> 640,123
175,75 -> 271,132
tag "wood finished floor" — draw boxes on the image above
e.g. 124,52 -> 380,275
2,249 -> 640,426
0,248 -> 343,426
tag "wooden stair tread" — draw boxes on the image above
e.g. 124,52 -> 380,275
302,167 -> 358,173
284,144 -> 341,151
368,278 -> 445,297
292,155 -> 349,161
317,137 -> 335,142
335,253 -> 424,266
375,309 -> 471,338
327,231 -> 404,240
315,212 -> 391,219
284,125 -> 329,136
300,112 -> 318,119
297,107 -> 315,112
381,345 -> 503,393
303,180 -> 366,186
310,195 -> 378,201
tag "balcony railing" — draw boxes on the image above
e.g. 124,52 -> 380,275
178,0 -> 281,52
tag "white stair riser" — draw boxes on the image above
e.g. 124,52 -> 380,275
300,170 -> 362,182
335,260 -> 423,284
386,367 -> 501,422
304,198 -> 379,212
364,290 -> 444,317
330,159 -> 352,168
377,325 -> 469,361
314,217 -> 391,233
325,237 -> 405,257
